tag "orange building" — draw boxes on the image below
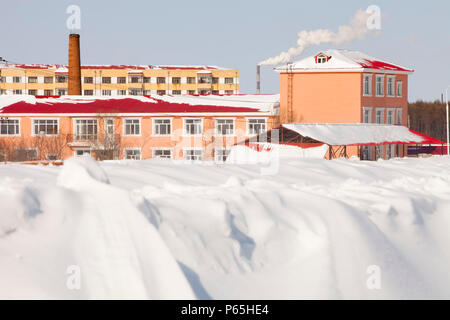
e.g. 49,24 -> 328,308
275,49 -> 413,159
0,95 -> 278,161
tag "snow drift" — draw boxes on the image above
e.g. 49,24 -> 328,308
1,156 -> 450,299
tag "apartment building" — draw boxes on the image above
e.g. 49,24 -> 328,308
0,94 -> 277,161
275,49 -> 414,160
0,65 -> 240,96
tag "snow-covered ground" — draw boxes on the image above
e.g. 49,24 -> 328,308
1,155 -> 450,299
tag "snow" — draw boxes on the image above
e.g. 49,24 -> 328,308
2,155 -> 450,299
155,94 -> 280,113
283,123 -> 427,145
275,49 -> 413,73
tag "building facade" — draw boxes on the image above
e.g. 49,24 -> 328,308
276,50 -> 413,159
0,95 -> 277,162
0,65 -> 239,96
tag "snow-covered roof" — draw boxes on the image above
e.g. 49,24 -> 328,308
0,64 -> 230,71
282,123 -> 444,145
0,94 -> 278,115
275,50 -> 413,74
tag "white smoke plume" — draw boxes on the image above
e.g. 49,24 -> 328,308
258,9 -> 372,66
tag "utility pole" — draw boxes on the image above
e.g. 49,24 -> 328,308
446,86 -> 450,156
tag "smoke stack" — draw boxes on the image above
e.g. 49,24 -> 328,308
68,33 -> 81,95
256,65 -> 261,94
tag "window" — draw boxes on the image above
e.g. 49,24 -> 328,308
361,146 -> 373,161
75,119 -> 98,140
363,74 -> 372,96
387,76 -> 395,97
118,90 -> 127,95
198,76 -> 212,84
212,90 -> 219,95
184,118 -> 202,135
157,90 -> 166,95
84,90 -> 94,96
363,107 -> 372,123
153,118 -> 171,135
124,118 -> 141,135
157,77 -> 166,84
375,108 -> 384,124
128,88 -> 142,96
396,81 -> 403,97
386,144 -> 394,159
198,88 -> 211,95
56,88 -> 67,95
188,90 -> 196,95
396,109 -> 402,125
117,77 -> 126,84
143,90 -> 151,95
376,75 -> 384,96
387,109 -> 395,124
44,77 -> 54,83
102,90 -> 111,96
14,148 -> 38,161
153,149 -> 172,159
56,75 -> 67,83
84,77 -> 93,84
0,119 -> 20,135
247,118 -> 266,135
187,77 -> 196,84
13,76 -> 21,83
105,119 -> 114,136
212,77 -> 219,84
33,119 -> 58,135
13,89 -> 22,95
46,154 -> 58,160
102,77 -> 111,84
172,77 -> 181,84
317,55 -> 327,63
143,77 -> 151,83
215,148 -> 230,162
28,90 -> 37,95
172,90 -> 181,95
129,76 -> 142,84
184,149 -> 202,161
0,89 -> 5,95
124,148 -> 141,160
224,77 -> 234,84
0,77 -> 5,83
28,77 -> 37,83
44,90 -> 53,96
215,119 -> 234,136
75,149 -> 91,157
225,90 -> 234,95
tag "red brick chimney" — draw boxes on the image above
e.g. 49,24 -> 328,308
68,33 -> 81,95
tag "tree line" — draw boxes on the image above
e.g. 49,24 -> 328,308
408,100 -> 448,141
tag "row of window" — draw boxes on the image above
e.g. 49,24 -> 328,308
0,89 -> 236,96
0,76 -> 235,85
87,148 -> 228,161
0,118 -> 267,137
362,107 -> 402,125
363,74 -> 403,97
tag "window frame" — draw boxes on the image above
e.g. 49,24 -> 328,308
183,118 -> 203,136
362,107 -> 373,124
73,118 -> 99,141
396,81 -> 403,97
375,75 -> 384,97
183,148 -> 203,161
0,118 -> 21,136
152,118 -> 172,136
215,118 -> 235,136
31,118 -> 59,136
152,148 -> 173,159
123,118 -> 142,136
246,118 -> 267,136
386,76 -> 395,97
123,148 -> 142,160
386,108 -> 395,125
214,147 -> 231,163
375,108 -> 385,124
363,74 -> 372,96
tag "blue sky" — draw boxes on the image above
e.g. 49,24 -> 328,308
1,0 -> 449,101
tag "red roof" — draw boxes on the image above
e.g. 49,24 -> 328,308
0,96 -> 261,114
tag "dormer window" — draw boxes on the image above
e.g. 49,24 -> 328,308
315,53 -> 331,64
317,55 -> 327,63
